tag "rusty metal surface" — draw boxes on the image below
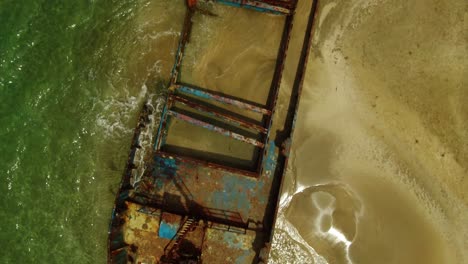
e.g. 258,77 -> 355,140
166,110 -> 265,148
216,0 -> 296,14
176,85 -> 272,115
255,7 -> 295,175
170,94 -> 268,134
170,9 -> 194,85
147,144 -> 277,228
107,135 -> 279,262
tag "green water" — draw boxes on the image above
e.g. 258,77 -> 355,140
0,0 -> 183,262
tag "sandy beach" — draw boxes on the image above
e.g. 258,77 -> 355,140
271,0 -> 467,263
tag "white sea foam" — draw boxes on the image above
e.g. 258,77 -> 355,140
130,91 -> 166,187
95,84 -> 148,138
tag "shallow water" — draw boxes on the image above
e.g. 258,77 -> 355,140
0,0 -> 466,263
1,0 -> 184,262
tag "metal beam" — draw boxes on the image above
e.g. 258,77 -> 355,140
176,85 -> 271,115
156,150 -> 259,178
167,110 -> 265,148
216,0 -> 292,14
170,95 -> 268,134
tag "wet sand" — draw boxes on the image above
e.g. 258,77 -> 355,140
271,0 -> 467,263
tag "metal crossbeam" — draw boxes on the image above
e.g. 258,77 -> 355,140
216,0 -> 293,14
167,110 -> 265,148
170,95 -> 267,134
176,85 -> 271,115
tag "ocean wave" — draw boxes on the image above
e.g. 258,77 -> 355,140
95,83 -> 148,139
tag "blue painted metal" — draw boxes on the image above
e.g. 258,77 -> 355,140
170,44 -> 183,84
216,0 -> 290,14
177,85 -> 271,115
263,140 -> 277,177
154,103 -> 168,150
159,219 -> 180,239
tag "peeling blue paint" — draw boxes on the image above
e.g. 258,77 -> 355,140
223,232 -> 244,249
153,156 -> 177,190
222,232 -> 254,264
264,141 -> 277,177
214,176 -> 256,217
217,0 -> 285,15
154,104 -> 168,150
159,220 -> 179,239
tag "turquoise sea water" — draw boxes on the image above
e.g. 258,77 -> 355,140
0,1 -> 183,262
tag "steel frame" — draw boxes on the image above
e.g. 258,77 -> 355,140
154,0 -> 298,177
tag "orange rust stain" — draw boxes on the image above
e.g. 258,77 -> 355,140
187,0 -> 197,8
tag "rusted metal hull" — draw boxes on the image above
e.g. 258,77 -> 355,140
108,0 -> 319,263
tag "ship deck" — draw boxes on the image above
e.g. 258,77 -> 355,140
108,0 -> 319,263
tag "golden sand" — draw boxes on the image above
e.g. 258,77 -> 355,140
271,0 -> 467,263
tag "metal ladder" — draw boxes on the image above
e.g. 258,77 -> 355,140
162,217 -> 199,262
